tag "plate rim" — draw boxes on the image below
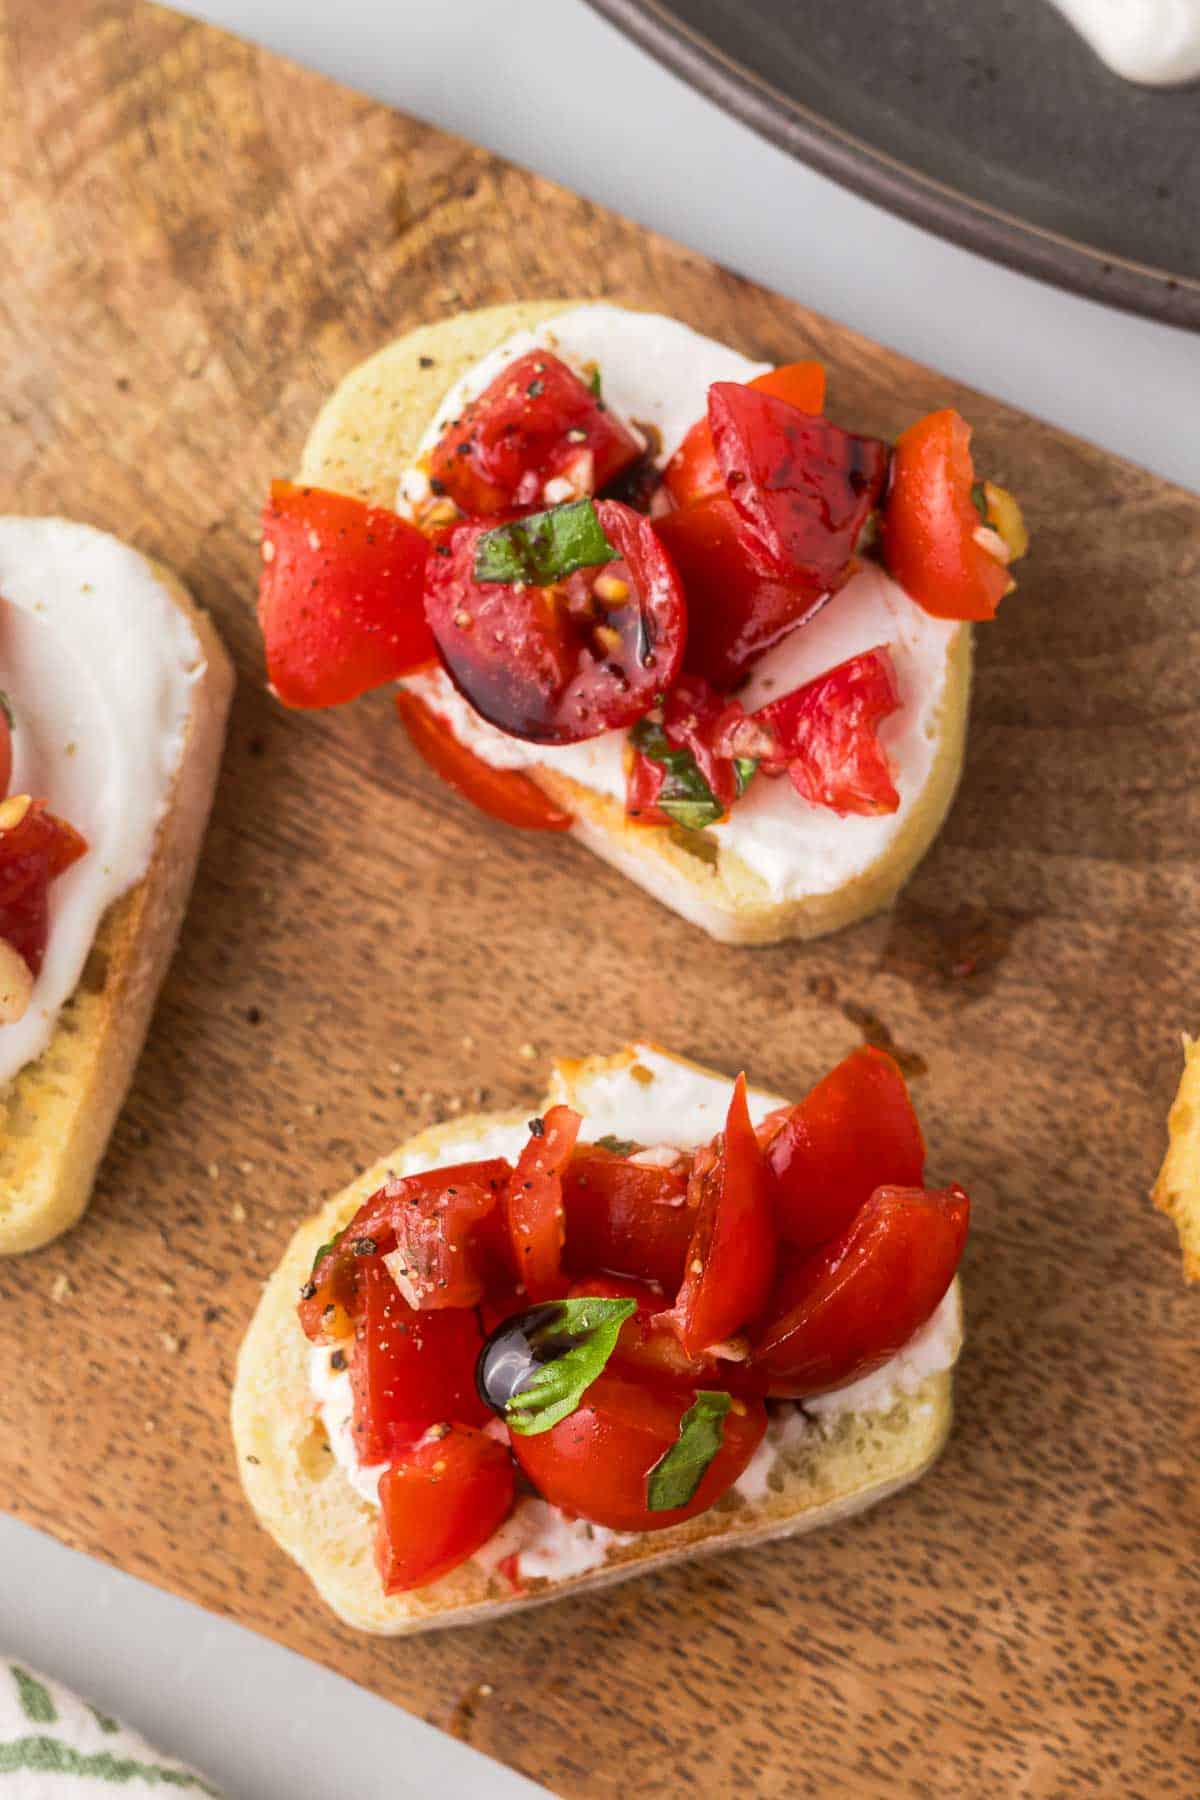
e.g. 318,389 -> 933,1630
584,0 -> 1200,333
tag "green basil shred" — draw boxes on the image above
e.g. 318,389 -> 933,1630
646,1390 -> 733,1511
595,1134 -> 638,1156
629,717 -> 725,831
309,1225 -> 346,1280
733,757 -> 757,797
474,499 -> 615,586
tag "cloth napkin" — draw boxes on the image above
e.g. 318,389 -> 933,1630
0,1660 -> 219,1795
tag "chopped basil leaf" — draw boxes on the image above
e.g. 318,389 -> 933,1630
970,481 -> 989,523
646,1390 -> 732,1511
0,692 -> 13,731
733,757 -> 757,797
474,499 -> 615,586
309,1225 -> 346,1280
595,1134 -> 637,1157
503,1295 -> 636,1437
629,717 -> 724,831
588,366 -> 602,399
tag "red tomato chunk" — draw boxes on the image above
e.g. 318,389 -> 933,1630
258,482 -> 432,708
424,501 -> 685,743
428,351 -> 641,516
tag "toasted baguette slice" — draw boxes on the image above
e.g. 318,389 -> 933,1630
297,301 -> 972,947
0,532 -> 233,1254
1152,1034 -> 1200,1282
232,1043 -> 962,1636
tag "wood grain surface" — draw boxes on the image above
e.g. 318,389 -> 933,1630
2,3 -> 1198,1795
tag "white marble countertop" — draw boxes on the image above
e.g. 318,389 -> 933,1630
4,4 -> 1195,1797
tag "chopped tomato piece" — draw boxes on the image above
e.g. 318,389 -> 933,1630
570,1274 -> 765,1398
562,1145 -> 693,1289
752,1184 -> 969,1397
258,482 -> 432,708
348,1259 -> 488,1464
625,674 -> 747,827
667,1075 -> 775,1358
512,1368 -> 765,1532
709,383 -> 888,587
725,647 -> 901,816
376,1423 -> 515,1594
656,495 -> 829,690
395,689 -> 571,831
0,798 -> 88,976
381,1167 -> 509,1310
504,1106 -> 582,1301
760,1047 -> 926,1254
424,500 -> 686,743
297,1158 -> 512,1341
881,410 -> 1016,620
663,362 -> 827,511
427,351 -> 641,517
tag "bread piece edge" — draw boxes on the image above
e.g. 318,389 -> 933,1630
0,550 -> 234,1254
1152,1032 -> 1200,1282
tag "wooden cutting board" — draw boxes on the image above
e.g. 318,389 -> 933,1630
2,3 -> 1198,1794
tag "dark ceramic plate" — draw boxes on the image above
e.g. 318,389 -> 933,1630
586,0 -> 1200,330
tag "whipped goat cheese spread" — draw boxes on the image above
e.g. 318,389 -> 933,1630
0,518 -> 205,1085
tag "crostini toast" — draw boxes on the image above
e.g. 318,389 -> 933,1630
232,1043 -> 962,1636
0,523 -> 233,1253
295,302 -> 972,946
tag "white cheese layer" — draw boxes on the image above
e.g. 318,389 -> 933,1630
310,1047 -> 963,1584
1048,0 -> 1200,83
0,519 -> 205,1085
396,303 -> 959,906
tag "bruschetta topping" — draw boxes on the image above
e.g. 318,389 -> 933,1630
259,318 -> 1026,854
297,1045 -> 970,1596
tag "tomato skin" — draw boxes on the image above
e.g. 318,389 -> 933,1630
728,647 -> 901,817
394,689 -> 571,832
348,1259 -> 488,1465
881,410 -> 1012,621
504,1106 -> 582,1302
376,1424 -> 515,1594
427,351 -> 641,517
708,383 -> 889,587
511,1369 -> 766,1532
656,495 -> 828,690
663,362 -> 827,511
562,1146 -> 693,1289
752,1184 -> 969,1398
423,500 -> 686,744
570,1274 -> 765,1399
297,1158 -> 512,1343
0,800 -> 88,975
667,1074 -> 776,1359
382,1167 -> 510,1311
258,482 -> 433,708
761,1047 -> 925,1255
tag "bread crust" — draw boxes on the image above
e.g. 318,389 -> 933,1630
298,300 -> 972,945
1152,1034 -> 1200,1281
232,1045 -> 960,1636
0,546 -> 234,1253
